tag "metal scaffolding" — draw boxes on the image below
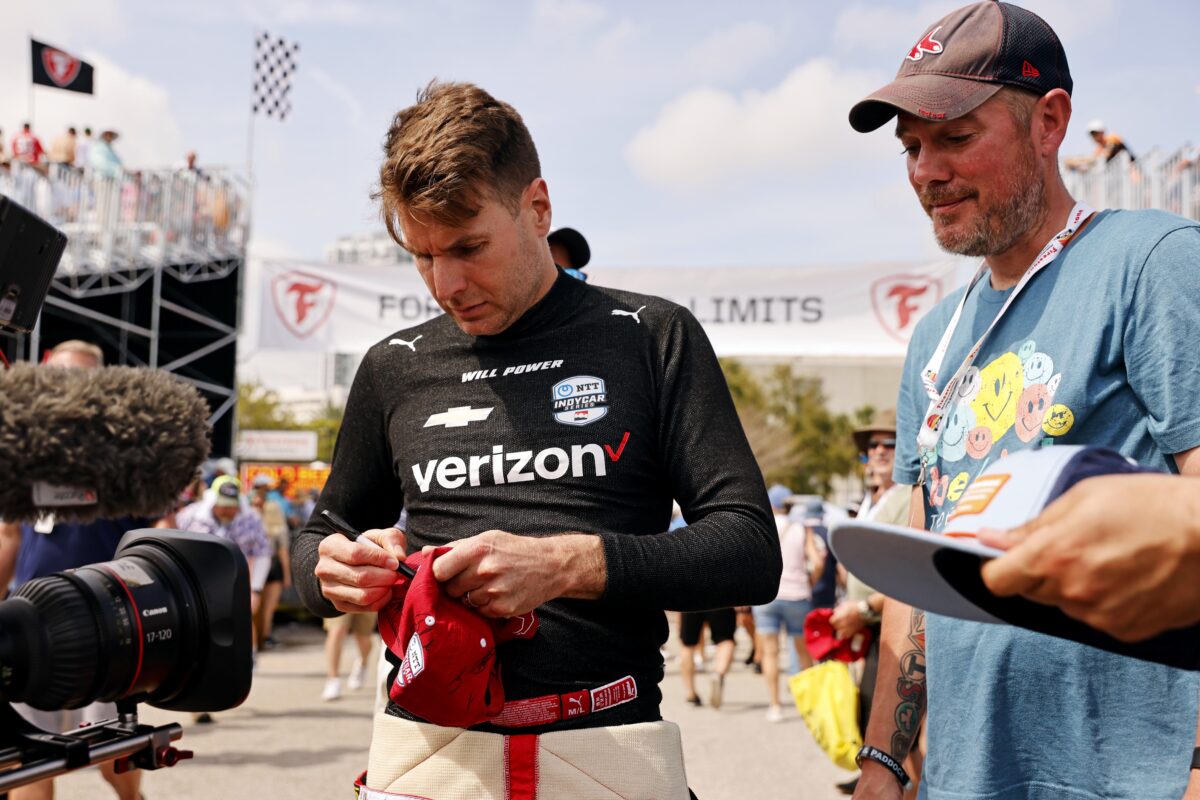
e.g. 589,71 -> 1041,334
1,161 -> 250,453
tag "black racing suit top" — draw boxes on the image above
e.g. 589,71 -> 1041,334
292,270 -> 780,733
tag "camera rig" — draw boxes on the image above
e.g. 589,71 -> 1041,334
0,699 -> 189,792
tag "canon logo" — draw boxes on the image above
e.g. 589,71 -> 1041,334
142,607 -> 168,617
412,434 -> 630,494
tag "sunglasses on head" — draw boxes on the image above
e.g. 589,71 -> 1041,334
867,437 -> 896,450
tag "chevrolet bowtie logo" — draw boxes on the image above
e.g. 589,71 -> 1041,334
423,406 -> 495,429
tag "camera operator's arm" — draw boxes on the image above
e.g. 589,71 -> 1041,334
0,521 -> 20,598
292,355 -> 406,617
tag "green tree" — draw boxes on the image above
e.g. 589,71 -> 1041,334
236,382 -> 344,462
719,360 -> 875,496
237,382 -> 298,430
306,401 -> 345,463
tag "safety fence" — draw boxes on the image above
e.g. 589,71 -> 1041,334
1063,145 -> 1200,221
0,162 -> 250,275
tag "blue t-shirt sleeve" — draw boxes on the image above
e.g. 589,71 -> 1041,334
1124,226 -> 1200,457
893,320 -> 932,485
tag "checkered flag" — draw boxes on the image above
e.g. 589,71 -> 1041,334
252,31 -> 299,120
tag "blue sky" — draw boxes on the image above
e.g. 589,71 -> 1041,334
4,0 -> 1199,268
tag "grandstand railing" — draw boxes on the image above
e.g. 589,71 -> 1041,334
1063,145 -> 1200,220
0,162 -> 250,277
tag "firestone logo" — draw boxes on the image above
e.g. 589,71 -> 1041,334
271,271 -> 337,339
42,48 -> 81,87
871,274 -> 942,343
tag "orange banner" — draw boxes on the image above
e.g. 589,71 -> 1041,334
240,462 -> 331,500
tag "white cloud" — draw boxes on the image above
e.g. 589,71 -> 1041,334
69,53 -> 187,168
593,17 -> 645,58
833,2 -> 959,56
684,21 -> 781,83
307,65 -> 366,129
11,0 -> 126,45
0,3 -> 186,169
242,0 -> 404,27
625,58 -> 885,191
833,0 -> 1119,58
532,0 -> 608,37
1025,0 -> 1117,42
247,235 -> 303,260
0,57 -> 185,170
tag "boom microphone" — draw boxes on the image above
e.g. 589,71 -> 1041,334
0,363 -> 211,522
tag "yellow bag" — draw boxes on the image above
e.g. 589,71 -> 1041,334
788,660 -> 861,771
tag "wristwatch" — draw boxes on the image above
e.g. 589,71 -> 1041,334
1192,747 -> 1200,770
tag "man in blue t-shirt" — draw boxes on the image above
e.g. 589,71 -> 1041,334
847,4 -> 1200,800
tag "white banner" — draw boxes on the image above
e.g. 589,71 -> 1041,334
244,257 -> 972,359
236,429 -> 318,461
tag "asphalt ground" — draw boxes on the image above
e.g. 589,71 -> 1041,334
54,621 -> 849,799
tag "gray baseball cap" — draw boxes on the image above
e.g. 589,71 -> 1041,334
849,1 -> 1072,133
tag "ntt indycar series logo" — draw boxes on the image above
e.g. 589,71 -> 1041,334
552,375 -> 608,426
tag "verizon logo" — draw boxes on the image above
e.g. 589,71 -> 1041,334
411,432 -> 630,493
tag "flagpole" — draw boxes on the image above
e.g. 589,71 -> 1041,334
27,35 -> 35,129
246,29 -> 258,243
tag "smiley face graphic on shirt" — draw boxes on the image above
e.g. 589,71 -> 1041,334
940,402 -> 976,463
1043,404 -> 1075,436
1015,383 -> 1054,443
946,471 -> 971,502
1023,352 -> 1055,385
970,352 -> 1024,442
965,425 -> 994,459
955,366 -> 982,404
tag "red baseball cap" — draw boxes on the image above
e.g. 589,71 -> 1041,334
849,1 -> 1072,133
803,608 -> 873,664
378,547 -> 539,728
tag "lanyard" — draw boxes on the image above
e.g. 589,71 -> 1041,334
915,202 -> 1095,484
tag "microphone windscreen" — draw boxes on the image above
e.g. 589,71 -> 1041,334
0,363 -> 211,522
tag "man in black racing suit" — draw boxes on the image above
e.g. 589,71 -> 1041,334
291,80 -> 780,800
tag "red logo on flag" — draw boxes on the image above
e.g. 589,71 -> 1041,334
871,274 -> 943,343
41,48 -> 81,88
907,26 -> 944,61
1021,60 -> 1040,78
271,271 -> 336,338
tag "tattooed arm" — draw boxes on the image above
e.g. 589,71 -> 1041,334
853,487 -> 927,800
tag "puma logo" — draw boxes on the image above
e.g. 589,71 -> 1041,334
611,306 -> 646,324
388,335 -> 422,351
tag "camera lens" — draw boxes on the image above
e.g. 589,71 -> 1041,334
0,529 -> 252,712
0,551 -> 197,710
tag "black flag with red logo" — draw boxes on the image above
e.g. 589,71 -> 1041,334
31,39 -> 94,95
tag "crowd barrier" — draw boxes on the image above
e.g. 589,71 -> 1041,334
0,161 -> 250,275
1063,144 -> 1200,221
